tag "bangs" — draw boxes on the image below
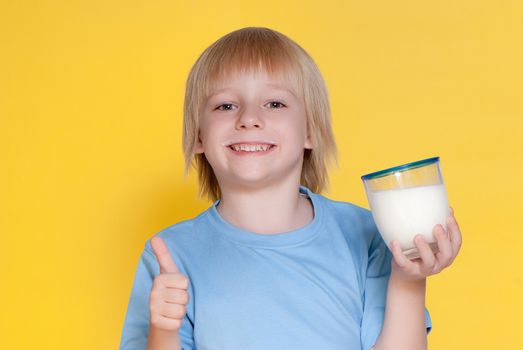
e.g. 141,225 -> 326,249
198,28 -> 304,100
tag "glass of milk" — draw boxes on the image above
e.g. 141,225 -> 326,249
361,157 -> 450,260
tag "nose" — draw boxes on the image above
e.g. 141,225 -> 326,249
235,106 -> 264,130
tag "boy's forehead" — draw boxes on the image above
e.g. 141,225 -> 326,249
207,70 -> 299,97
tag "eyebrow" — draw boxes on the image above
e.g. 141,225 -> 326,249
267,84 -> 298,97
208,83 -> 298,99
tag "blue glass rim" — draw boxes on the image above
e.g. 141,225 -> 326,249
361,156 -> 440,181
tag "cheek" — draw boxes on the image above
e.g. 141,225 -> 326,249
198,116 -> 216,140
199,120 -> 227,147
289,115 -> 309,139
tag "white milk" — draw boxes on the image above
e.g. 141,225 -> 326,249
367,183 -> 449,255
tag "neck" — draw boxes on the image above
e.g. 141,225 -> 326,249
216,180 -> 314,234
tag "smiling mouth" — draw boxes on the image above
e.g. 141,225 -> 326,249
227,143 -> 277,153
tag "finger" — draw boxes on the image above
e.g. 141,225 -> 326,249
433,224 -> 452,267
151,236 -> 179,274
154,317 -> 182,331
160,302 -> 187,320
414,234 -> 436,272
164,288 -> 190,305
449,206 -> 454,217
447,215 -> 463,257
156,273 -> 189,290
390,240 -> 412,269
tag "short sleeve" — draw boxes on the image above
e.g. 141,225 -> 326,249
360,230 -> 432,350
119,242 -> 195,350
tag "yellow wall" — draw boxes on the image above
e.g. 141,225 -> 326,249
1,1 -> 522,348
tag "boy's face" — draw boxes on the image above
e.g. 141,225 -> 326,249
196,70 -> 312,191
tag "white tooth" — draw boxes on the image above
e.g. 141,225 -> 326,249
230,144 -> 272,152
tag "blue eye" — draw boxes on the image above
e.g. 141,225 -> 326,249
266,101 -> 286,109
215,103 -> 236,111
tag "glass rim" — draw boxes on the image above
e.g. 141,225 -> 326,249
361,156 -> 440,181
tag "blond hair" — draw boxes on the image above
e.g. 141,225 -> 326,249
183,27 -> 338,202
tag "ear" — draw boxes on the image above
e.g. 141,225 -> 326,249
304,131 -> 313,150
195,133 -> 204,154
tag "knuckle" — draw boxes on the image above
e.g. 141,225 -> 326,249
176,274 -> 189,289
181,290 -> 190,304
150,314 -> 162,326
153,275 -> 161,286
397,257 -> 411,269
154,274 -> 167,286
171,289 -> 188,304
149,294 -> 161,309
397,259 -> 408,269
149,290 -> 160,303
149,302 -> 157,315
150,285 -> 158,295
171,318 -> 183,330
151,314 -> 170,330
440,252 -> 451,264
181,275 -> 190,288
174,304 -> 186,317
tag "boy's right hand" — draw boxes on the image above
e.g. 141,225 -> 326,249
149,236 -> 190,332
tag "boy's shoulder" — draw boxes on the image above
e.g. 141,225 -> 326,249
315,192 -> 374,224
143,208 -> 211,253
320,194 -> 369,213
314,192 -> 380,245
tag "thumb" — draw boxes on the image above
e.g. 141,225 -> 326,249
151,236 -> 179,274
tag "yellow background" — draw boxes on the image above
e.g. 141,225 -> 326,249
1,0 -> 522,348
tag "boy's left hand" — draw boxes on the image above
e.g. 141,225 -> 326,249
389,207 -> 462,282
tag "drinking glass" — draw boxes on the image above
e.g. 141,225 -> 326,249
361,157 -> 450,259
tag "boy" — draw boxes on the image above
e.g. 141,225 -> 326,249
120,27 -> 462,350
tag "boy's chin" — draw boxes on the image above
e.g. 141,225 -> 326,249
218,175 -> 289,191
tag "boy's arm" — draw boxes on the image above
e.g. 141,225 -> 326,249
146,327 -> 181,350
372,273 -> 427,350
119,241 -> 196,350
372,209 -> 462,350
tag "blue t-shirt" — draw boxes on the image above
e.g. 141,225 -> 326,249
120,186 -> 432,350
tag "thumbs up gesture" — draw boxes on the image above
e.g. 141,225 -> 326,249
149,236 -> 190,331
